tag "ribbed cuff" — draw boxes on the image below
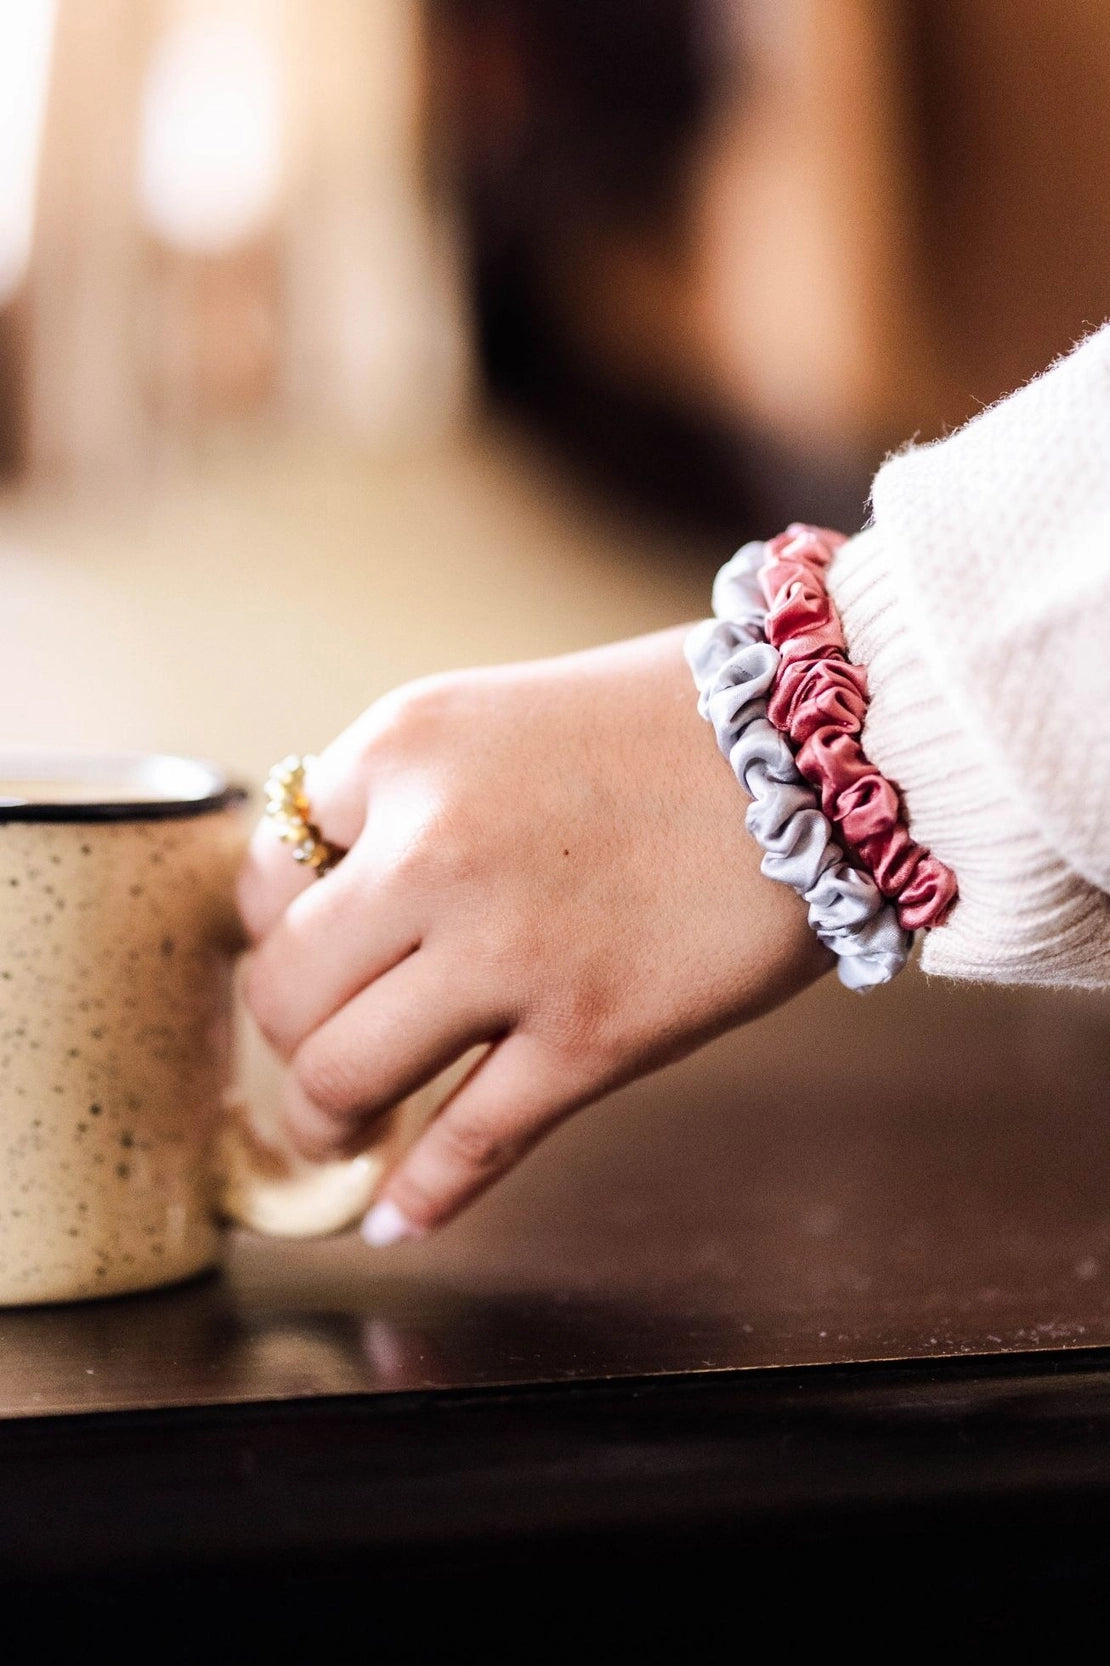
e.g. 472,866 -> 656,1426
828,527 -> 1110,986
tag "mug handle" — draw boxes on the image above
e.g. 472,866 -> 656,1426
218,1094 -> 404,1237
210,804 -> 406,1238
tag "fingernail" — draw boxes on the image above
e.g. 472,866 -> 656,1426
360,1199 -> 424,1249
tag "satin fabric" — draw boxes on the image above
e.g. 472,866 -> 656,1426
686,542 -> 911,990
760,525 -> 958,931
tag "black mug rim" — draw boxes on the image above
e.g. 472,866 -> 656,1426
0,751 -> 250,824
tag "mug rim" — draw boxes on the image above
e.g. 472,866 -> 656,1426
0,750 -> 249,823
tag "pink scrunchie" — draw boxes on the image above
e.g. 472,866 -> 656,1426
759,523 -> 957,932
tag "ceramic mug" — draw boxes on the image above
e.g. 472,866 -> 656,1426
0,751 -> 393,1306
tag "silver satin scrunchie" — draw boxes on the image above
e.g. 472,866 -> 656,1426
685,542 -> 912,990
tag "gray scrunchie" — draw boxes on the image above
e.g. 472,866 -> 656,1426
685,542 -> 912,990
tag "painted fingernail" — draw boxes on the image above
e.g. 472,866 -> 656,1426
360,1199 -> 424,1249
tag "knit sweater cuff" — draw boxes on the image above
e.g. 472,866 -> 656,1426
828,526 -> 1110,986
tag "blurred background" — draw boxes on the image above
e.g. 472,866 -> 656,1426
4,0 -> 1110,777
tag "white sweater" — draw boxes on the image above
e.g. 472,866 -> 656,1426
828,324 -> 1110,987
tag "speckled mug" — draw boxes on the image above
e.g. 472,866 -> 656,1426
0,752 -> 389,1307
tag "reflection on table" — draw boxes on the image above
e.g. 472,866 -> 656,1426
1,965 -> 1107,1419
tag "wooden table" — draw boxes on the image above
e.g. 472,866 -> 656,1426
1,968 -> 1109,1646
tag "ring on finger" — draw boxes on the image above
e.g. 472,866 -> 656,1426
263,754 -> 345,878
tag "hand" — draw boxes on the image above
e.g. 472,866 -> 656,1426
238,628 -> 831,1241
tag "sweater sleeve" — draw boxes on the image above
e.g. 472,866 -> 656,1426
827,325 -> 1110,987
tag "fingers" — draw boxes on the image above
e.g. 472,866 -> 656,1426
237,813 -> 319,946
243,841 -> 420,1060
362,1034 -> 587,1243
280,950 -> 504,1162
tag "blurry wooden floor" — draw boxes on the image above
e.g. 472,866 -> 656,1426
0,423 -> 713,778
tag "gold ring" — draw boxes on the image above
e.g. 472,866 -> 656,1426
263,755 -> 344,877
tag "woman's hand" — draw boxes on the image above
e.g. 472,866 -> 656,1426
238,627 -> 831,1242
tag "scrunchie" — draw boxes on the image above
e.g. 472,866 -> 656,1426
686,543 -> 912,990
759,524 -> 958,931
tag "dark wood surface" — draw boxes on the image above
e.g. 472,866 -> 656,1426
7,1354 -> 1110,1645
2,967 -> 1108,1417
2,966 -> 1109,1630
7,1349 -> 1110,1571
